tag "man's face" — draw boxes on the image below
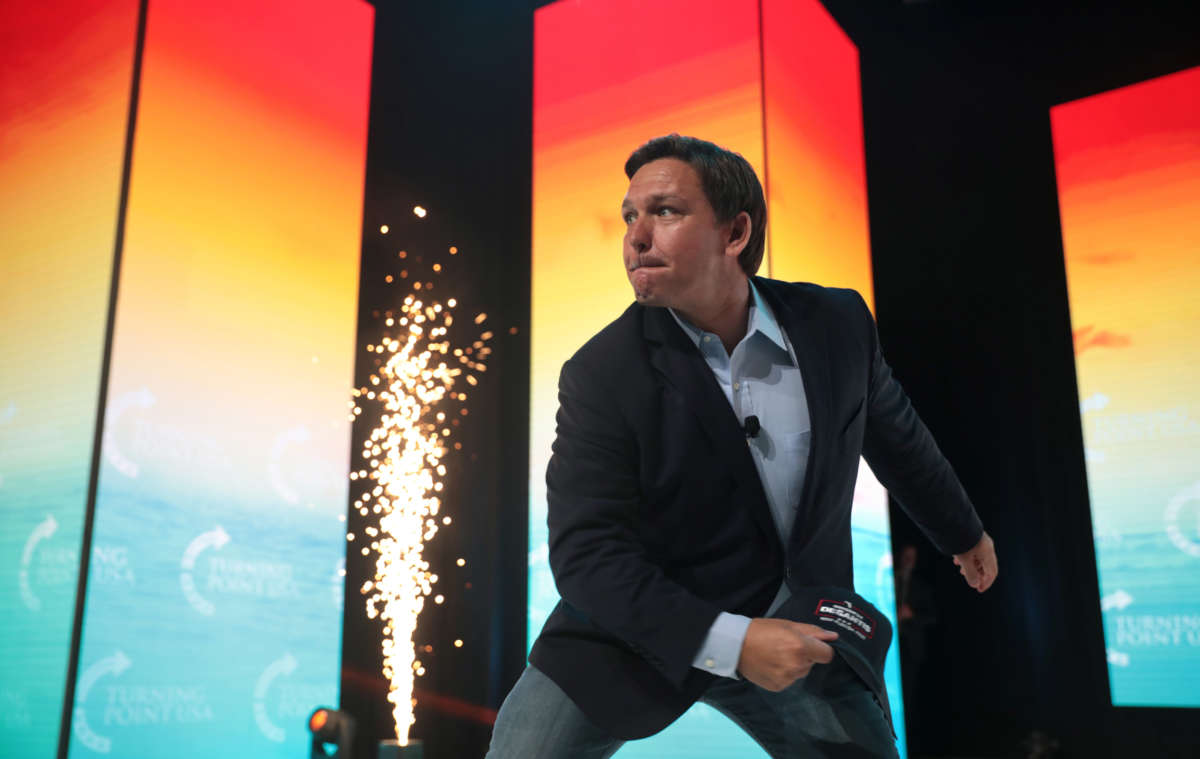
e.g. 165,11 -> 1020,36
620,157 -> 734,311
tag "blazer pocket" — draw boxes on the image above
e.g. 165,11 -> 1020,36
838,398 -> 865,437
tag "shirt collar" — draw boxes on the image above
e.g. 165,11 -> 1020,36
668,279 -> 788,352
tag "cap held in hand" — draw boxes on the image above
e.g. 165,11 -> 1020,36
774,586 -> 896,738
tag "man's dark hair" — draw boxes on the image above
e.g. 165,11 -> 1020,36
624,134 -> 767,276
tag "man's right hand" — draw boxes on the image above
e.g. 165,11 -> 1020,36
737,618 -> 839,692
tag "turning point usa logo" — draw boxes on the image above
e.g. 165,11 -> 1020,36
72,652 -> 213,754
179,526 -> 300,615
19,514 -> 135,612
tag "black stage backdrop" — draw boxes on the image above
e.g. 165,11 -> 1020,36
341,2 -> 1200,758
833,2 -> 1200,756
341,3 -> 533,759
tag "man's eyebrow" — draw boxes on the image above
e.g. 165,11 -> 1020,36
620,193 -> 686,211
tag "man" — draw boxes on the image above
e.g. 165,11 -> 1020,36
487,135 -> 997,758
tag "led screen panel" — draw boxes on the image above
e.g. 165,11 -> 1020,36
531,0 -> 905,754
0,1 -> 140,756
532,0 -> 767,754
762,0 -> 905,750
1053,65 -> 1200,707
68,0 -> 373,756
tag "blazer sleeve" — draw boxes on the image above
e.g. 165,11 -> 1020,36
545,356 -> 723,689
854,294 -> 985,556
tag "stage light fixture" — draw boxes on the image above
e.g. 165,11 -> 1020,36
308,707 -> 355,759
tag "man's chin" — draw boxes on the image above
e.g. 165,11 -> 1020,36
631,287 -> 667,307
630,272 -> 668,306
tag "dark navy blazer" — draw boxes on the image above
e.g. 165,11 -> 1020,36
528,277 -> 983,739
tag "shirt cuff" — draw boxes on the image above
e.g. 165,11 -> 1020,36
691,611 -> 752,678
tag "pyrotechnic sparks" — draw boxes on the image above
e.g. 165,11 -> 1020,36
350,247 -> 493,745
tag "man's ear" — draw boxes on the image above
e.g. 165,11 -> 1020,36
725,211 -> 752,259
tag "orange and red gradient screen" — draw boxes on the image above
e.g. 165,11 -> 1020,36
530,1 -> 904,755
1,1 -> 373,757
1,2 -> 141,756
1054,65 -> 1200,707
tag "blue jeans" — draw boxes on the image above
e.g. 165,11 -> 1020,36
485,659 -> 899,759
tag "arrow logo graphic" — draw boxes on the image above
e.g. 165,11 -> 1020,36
253,652 -> 298,743
1080,393 -> 1110,414
73,651 -> 131,754
180,526 -> 230,615
1165,481 -> 1200,558
1101,589 -> 1134,612
102,388 -> 156,478
18,514 -> 58,611
268,425 -> 311,505
332,557 -> 345,609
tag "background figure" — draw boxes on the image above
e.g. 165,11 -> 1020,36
894,544 -> 936,747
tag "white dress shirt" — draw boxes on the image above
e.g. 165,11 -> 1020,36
668,280 -> 812,678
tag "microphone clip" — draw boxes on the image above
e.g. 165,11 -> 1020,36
743,415 -> 761,439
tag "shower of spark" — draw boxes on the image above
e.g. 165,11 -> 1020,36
349,256 -> 493,745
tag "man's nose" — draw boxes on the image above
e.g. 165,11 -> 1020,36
627,216 -> 651,253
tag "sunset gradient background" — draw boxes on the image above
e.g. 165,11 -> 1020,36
70,0 -> 373,756
1,2 -> 141,756
1,1 -> 373,756
1054,65 -> 1200,707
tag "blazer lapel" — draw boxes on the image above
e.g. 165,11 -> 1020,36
643,305 -> 781,553
752,278 -> 833,539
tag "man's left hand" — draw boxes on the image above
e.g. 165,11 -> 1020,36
952,531 -> 997,592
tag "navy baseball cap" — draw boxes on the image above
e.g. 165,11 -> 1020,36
775,586 -> 896,737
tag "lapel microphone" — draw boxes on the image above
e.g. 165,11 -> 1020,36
743,415 -> 761,438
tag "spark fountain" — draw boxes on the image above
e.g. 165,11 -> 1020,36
348,223 -> 493,756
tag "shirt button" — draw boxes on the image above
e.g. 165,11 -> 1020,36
703,335 -> 711,343
705,658 -> 716,668
733,382 -> 740,390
